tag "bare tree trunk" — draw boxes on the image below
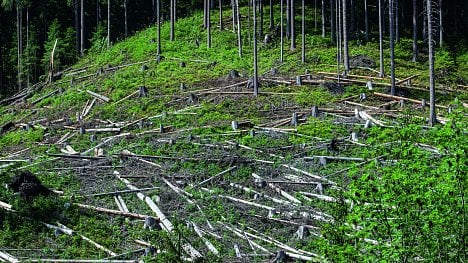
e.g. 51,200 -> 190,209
253,0 -> 259,97
16,5 -> 21,90
207,0 -> 211,48
80,0 -> 85,55
378,0 -> 384,77
330,0 -> 335,43
337,0 -> 342,63
321,0 -> 325,38
156,0 -> 161,56
231,0 -> 236,31
439,0 -> 443,46
290,0 -> 296,50
204,0 -> 208,28
342,0 -> 349,73
236,0 -> 242,57
74,0 -> 80,53
286,0 -> 290,38
280,0 -> 284,62
412,0 -> 418,62
335,0 -> 341,85
124,0 -> 128,37
26,7 -> 29,88
269,0 -> 274,30
170,0 -> 175,41
219,0 -> 223,30
301,0 -> 305,63
395,0 -> 399,42
107,0 -> 110,48
389,0 -> 396,95
314,0 -> 317,31
259,0 -> 264,36
364,0 -> 368,41
349,0 -> 355,34
427,0 -> 436,126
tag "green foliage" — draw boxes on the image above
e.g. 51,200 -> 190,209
41,19 -> 77,73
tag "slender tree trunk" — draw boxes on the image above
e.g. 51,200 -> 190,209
207,0 -> 211,48
301,0 -> 305,63
259,0 -> 264,36
74,0 -> 80,53
364,0 -> 368,41
236,0 -> 242,57
389,0 -> 396,95
349,0 -> 355,34
124,0 -> 128,37
231,0 -> 236,31
170,0 -> 175,41
26,7 -> 29,88
156,0 -> 161,56
96,0 -> 100,27
337,0 -> 342,63
204,0 -> 208,28
80,0 -> 84,55
378,0 -> 384,77
286,0 -> 290,38
335,0 -> 341,84
280,0 -> 284,62
253,0 -> 259,97
314,0 -> 317,31
269,0 -> 274,30
16,5 -> 21,90
423,1 -> 427,40
412,0 -> 418,62
439,0 -> 443,46
321,0 -> 325,38
290,0 -> 296,50
219,0 -> 223,30
342,0 -> 349,73
174,0 -> 177,21
107,0 -> 110,48
395,0 -> 399,42
330,0 -> 335,43
426,0 -> 436,126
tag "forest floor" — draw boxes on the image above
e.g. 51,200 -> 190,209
0,9 -> 467,262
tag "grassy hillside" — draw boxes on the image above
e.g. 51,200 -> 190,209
0,7 -> 466,262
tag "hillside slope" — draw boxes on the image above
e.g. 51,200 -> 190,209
0,9 -> 467,262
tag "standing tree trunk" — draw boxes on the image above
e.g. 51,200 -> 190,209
16,4 -> 21,90
342,0 -> 349,73
321,0 -> 325,38
235,0 -> 242,57
253,0 -> 259,97
124,0 -> 128,37
337,0 -> 342,64
364,0 -> 368,41
107,0 -> 110,48
280,0 -> 284,62
74,0 -> 80,53
80,0 -> 84,55
156,0 -> 161,56
301,0 -> 305,63
290,0 -> 295,50
207,0 -> 211,48
314,0 -> 317,31
439,0 -> 443,46
427,0 -> 436,126
231,0 -> 236,31
26,7 -> 29,88
259,0 -> 264,36
412,0 -> 418,62
219,0 -> 223,30
330,0 -> 335,43
170,0 -> 175,41
349,0 -> 355,34
286,0 -> 290,38
395,0 -> 399,42
269,0 -> 274,30
378,0 -> 384,77
204,0 -> 208,28
389,0 -> 396,95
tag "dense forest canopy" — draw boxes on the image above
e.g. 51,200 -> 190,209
0,0 -> 467,96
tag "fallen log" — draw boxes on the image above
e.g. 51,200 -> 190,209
373,92 -> 448,109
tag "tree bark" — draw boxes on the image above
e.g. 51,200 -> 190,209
219,0 -> 223,30
124,0 -> 128,37
269,0 -> 274,30
170,0 -> 175,41
314,0 -> 317,31
389,0 -> 396,95
80,0 -> 84,55
301,0 -> 305,63
378,0 -> 384,77
321,0 -> 325,38
236,0 -> 242,57
427,0 -> 437,126
395,0 -> 399,42
156,0 -> 161,56
290,0 -> 296,50
364,0 -> 368,41
259,0 -> 264,36
439,0 -> 443,46
74,0 -> 80,53
107,0 -> 110,48
342,0 -> 349,73
253,0 -> 259,97
207,0 -> 211,48
412,0 -> 418,62
280,0 -> 284,61
16,4 -> 21,90
330,0 -> 335,43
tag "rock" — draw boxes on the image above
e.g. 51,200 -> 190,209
349,55 -> 376,68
